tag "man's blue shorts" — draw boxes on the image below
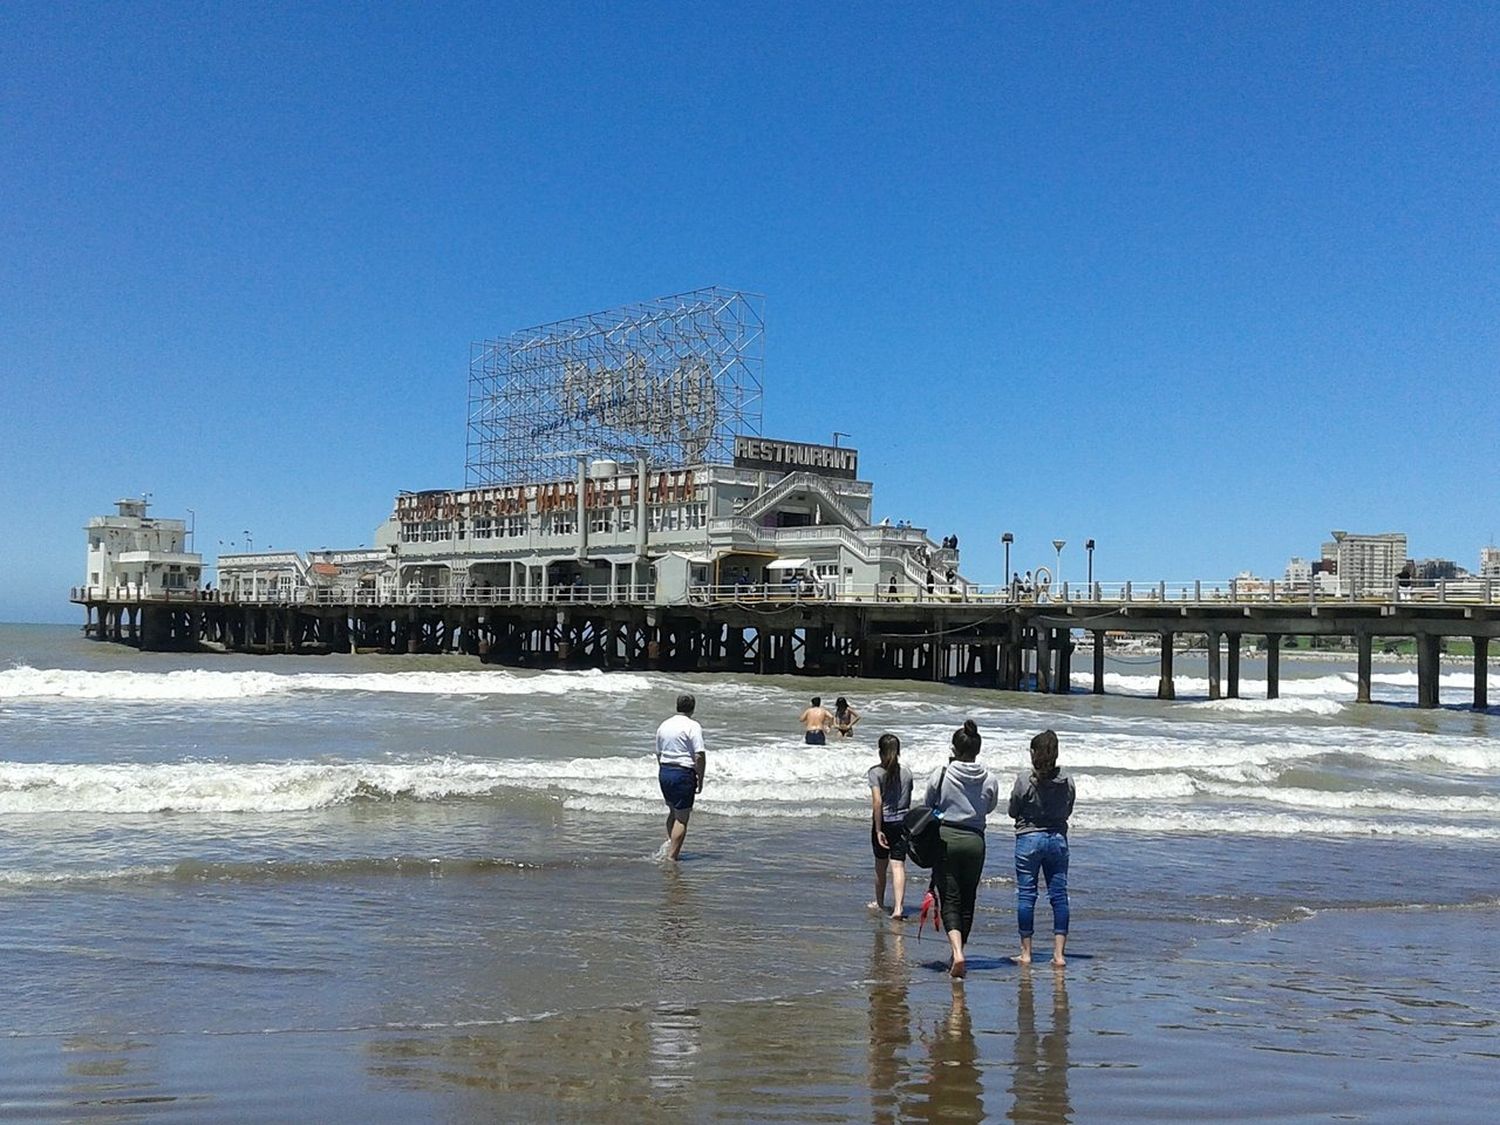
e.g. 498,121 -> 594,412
659,764 -> 697,811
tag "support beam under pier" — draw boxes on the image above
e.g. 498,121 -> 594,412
1157,633 -> 1175,700
1226,633 -> 1240,699
1476,637 -> 1489,711
1092,630 -> 1106,695
1265,634 -> 1280,700
1206,631 -> 1221,701
1355,632 -> 1373,704
1416,634 -> 1441,709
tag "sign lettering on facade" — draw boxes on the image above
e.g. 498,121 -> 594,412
733,436 -> 859,480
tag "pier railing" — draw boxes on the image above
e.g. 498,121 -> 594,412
73,577 -> 1500,609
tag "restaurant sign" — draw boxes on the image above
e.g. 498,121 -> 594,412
733,436 -> 859,481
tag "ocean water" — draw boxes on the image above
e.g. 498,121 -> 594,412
2,623 -> 1497,1121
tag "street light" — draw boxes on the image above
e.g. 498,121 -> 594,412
244,530 -> 253,552
186,508 -> 195,552
1001,532 -> 1014,590
1086,538 -> 1095,587
832,431 -> 850,447
1052,539 -> 1066,588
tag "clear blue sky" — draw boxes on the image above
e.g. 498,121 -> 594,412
3,2 -> 1496,623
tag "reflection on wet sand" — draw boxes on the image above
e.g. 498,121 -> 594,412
867,926 -> 912,1123
364,861 -> 863,1117
911,985 -> 984,1124
1009,968 -> 1072,1124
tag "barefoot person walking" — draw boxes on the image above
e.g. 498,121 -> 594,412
867,733 -> 913,918
655,694 -> 706,861
1009,729 -> 1075,966
924,720 -> 999,979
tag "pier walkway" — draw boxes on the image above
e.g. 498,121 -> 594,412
72,579 -> 1500,709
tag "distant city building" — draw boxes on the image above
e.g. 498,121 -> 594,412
1481,546 -> 1500,579
1283,556 -> 1312,587
1327,530 -> 1407,596
83,498 -> 202,597
1414,558 -> 1468,581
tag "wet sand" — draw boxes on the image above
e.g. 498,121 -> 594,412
2,816 -> 1496,1121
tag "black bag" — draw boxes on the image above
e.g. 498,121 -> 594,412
903,766 -> 947,869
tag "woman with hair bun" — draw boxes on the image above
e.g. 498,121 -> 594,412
922,719 -> 1000,979
1009,729 -> 1076,967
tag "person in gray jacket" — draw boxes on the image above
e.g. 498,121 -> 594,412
1009,728 -> 1076,967
923,719 -> 1000,979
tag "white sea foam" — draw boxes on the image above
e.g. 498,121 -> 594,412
1177,696 -> 1346,716
1075,667 -> 1496,705
0,665 -> 652,703
1079,806 -> 1500,840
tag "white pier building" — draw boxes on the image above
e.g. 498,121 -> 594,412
82,498 -> 202,599
216,438 -> 967,606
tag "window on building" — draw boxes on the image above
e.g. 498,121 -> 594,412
503,515 -> 527,538
589,510 -> 613,535
618,507 -> 635,532
472,518 -> 494,540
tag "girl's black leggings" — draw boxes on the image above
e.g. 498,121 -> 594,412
935,824 -> 986,941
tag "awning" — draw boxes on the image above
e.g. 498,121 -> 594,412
765,557 -> 813,571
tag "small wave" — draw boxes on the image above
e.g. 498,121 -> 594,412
1081,807 -> 1500,840
0,758 -> 527,814
1177,696 -> 1345,716
0,665 -> 652,703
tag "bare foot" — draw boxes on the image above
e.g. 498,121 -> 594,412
890,911 -> 906,921
1015,951 -> 1032,964
949,956 -> 967,980
867,900 -> 885,912
1051,956 -> 1066,968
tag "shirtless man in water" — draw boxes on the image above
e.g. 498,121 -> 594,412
800,696 -> 834,745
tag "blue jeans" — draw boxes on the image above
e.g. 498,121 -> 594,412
1015,831 -> 1069,936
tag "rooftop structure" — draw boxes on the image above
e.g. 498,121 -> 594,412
465,288 -> 765,486
82,497 -> 202,598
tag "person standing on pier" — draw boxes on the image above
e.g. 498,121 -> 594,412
655,694 -> 706,862
800,696 -> 834,745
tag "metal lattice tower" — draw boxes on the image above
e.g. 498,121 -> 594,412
466,287 -> 765,485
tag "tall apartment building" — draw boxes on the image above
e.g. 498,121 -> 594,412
1481,546 -> 1500,579
1327,530 -> 1408,596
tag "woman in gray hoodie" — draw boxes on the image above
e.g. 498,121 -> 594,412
923,719 -> 1000,979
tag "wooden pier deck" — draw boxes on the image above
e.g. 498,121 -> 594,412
71,581 -> 1500,709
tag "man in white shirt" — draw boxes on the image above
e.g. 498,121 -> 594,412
655,693 -> 707,861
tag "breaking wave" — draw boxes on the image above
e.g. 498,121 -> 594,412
0,666 -> 652,703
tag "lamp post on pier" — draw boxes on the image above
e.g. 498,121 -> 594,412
1086,538 -> 1095,588
1001,532 -> 1013,593
1052,539 -> 1066,590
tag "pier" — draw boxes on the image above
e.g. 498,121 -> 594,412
71,579 -> 1500,710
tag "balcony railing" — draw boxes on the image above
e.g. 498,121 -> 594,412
73,577 -> 1500,609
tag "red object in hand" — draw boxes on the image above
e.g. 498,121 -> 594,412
917,888 -> 939,940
